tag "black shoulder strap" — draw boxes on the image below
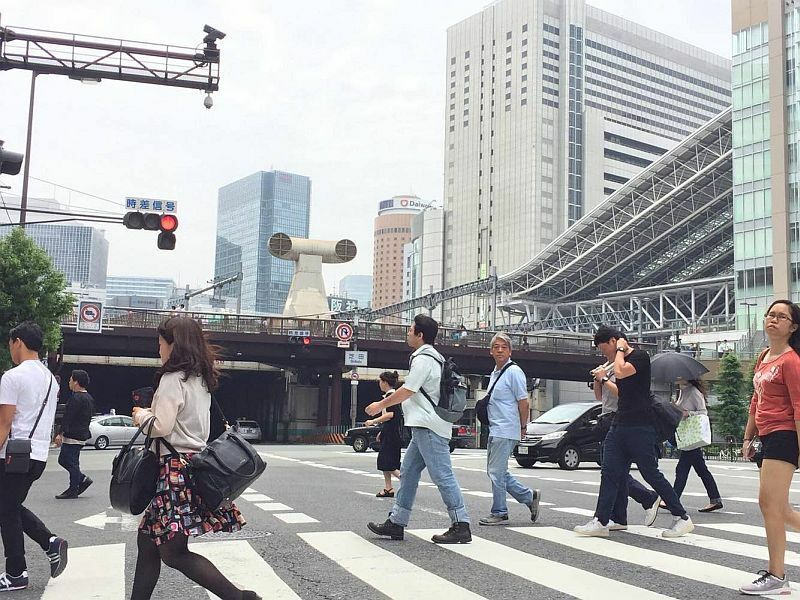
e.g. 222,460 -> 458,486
25,371 -> 54,441
210,395 -> 228,427
486,361 -> 515,399
411,351 -> 445,410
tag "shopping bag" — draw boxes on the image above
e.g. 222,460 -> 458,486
675,414 -> 712,451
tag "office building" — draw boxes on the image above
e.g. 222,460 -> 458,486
338,274 -> 373,308
443,0 -> 731,323
372,195 -> 431,308
403,208 -> 445,302
0,222 -> 108,288
214,170 -> 311,314
106,276 -> 176,309
732,1 -> 799,327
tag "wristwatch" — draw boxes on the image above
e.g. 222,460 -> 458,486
601,376 -> 610,383
616,347 -> 626,352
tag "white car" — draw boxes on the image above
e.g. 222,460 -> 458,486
85,415 -> 143,450
232,419 -> 262,442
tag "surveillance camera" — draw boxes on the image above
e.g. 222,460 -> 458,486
203,25 -> 226,43
204,93 -> 213,109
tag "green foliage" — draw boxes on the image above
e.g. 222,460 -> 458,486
0,228 -> 74,371
712,352 -> 749,441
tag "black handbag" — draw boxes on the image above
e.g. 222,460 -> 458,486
651,393 -> 685,443
189,399 -> 266,510
109,417 -> 177,515
5,373 -> 53,474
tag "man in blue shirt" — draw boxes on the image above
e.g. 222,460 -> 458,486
480,333 -> 541,526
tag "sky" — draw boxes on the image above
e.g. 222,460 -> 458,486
0,0 -> 732,294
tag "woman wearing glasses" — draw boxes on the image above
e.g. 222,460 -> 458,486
739,300 -> 800,595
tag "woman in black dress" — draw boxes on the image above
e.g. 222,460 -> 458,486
365,371 -> 402,497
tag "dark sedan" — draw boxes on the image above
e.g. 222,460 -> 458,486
344,422 -> 474,453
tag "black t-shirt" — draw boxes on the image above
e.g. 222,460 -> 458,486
614,349 -> 653,426
62,391 -> 94,440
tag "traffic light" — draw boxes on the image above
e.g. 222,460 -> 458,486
157,214 -> 178,250
288,335 -> 312,352
123,212 -> 178,250
0,143 -> 24,176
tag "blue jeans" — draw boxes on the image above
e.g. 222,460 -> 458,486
487,436 -> 533,516
57,443 -> 85,491
600,437 -> 659,524
389,427 -> 470,526
596,424 -> 686,525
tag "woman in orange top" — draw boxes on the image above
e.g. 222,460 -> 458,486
739,300 -> 800,595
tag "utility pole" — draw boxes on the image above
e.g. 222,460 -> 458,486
350,315 -> 360,429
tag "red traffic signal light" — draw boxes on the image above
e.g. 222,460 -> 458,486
160,214 -> 178,232
302,336 -> 311,346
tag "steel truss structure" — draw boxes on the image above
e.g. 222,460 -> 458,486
501,276 -> 735,335
0,25 -> 220,91
500,108 -> 732,304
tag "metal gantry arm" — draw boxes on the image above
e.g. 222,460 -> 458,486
0,25 -> 220,91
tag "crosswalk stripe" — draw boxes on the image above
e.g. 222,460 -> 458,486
551,507 -> 595,517
623,525 -> 800,567
512,526 -> 758,591
299,531 -> 485,599
698,522 -> 800,543
192,539 -> 301,599
41,543 -> 125,600
407,529 -> 676,599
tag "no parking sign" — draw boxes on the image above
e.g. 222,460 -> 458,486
76,301 -> 104,333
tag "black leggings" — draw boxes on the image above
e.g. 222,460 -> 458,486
130,532 -> 243,600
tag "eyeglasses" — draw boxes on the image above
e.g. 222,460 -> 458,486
765,312 -> 794,323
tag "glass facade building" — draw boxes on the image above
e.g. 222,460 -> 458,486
732,1 -> 799,328
214,170 -> 311,314
338,274 -> 373,308
106,276 -> 176,308
0,224 -> 108,288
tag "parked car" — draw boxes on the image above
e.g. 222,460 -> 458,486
85,415 -> 143,450
345,421 -> 471,453
513,401 -> 603,470
232,419 -> 262,442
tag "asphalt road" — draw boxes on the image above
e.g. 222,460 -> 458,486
8,443 -> 797,599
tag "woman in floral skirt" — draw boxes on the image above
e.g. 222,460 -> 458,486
131,316 -> 258,600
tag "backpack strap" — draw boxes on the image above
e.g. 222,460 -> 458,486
410,352 -> 444,410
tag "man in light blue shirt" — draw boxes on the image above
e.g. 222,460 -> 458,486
480,332 -> 541,526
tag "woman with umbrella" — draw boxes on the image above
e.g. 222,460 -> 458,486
738,300 -> 800,595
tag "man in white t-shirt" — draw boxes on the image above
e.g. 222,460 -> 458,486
0,322 -> 68,592
366,314 -> 471,544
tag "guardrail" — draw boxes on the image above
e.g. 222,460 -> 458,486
63,307 -> 600,356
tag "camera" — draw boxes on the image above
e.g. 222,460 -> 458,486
132,386 -> 154,409
203,25 -> 226,44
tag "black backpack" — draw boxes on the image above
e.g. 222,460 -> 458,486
413,352 -> 468,423
650,393 -> 684,442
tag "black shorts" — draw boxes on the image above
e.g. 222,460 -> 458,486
759,430 -> 799,468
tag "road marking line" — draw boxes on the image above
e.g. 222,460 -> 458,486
193,540 -> 301,599
463,491 -> 493,498
407,529 -> 676,599
273,512 -> 319,524
551,507 -> 595,517
698,522 -> 800,543
299,531 -> 485,599
256,502 -> 293,511
41,543 -> 125,600
241,493 -> 273,502
512,526 -> 765,591
623,525 -> 800,566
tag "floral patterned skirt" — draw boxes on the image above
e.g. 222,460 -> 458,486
138,454 -> 246,545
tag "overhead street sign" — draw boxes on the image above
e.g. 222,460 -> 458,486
76,301 -> 103,333
287,329 -> 311,337
335,322 -> 353,342
125,197 -> 178,213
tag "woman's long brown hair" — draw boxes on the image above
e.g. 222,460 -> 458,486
155,317 -> 220,391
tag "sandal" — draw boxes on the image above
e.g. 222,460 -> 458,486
376,488 -> 394,498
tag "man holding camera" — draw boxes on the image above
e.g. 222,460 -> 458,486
0,322 -> 68,592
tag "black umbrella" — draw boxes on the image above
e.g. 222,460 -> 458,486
651,352 -> 709,382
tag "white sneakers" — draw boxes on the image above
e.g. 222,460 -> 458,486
644,496 -> 661,527
608,520 -> 627,531
662,516 -> 694,538
573,518 -> 610,537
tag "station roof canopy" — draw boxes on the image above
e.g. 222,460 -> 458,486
499,108 -> 732,303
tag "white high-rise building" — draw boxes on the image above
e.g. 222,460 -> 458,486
443,0 -> 731,324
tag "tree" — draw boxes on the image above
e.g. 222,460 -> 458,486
0,227 -> 74,371
712,352 -> 749,441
